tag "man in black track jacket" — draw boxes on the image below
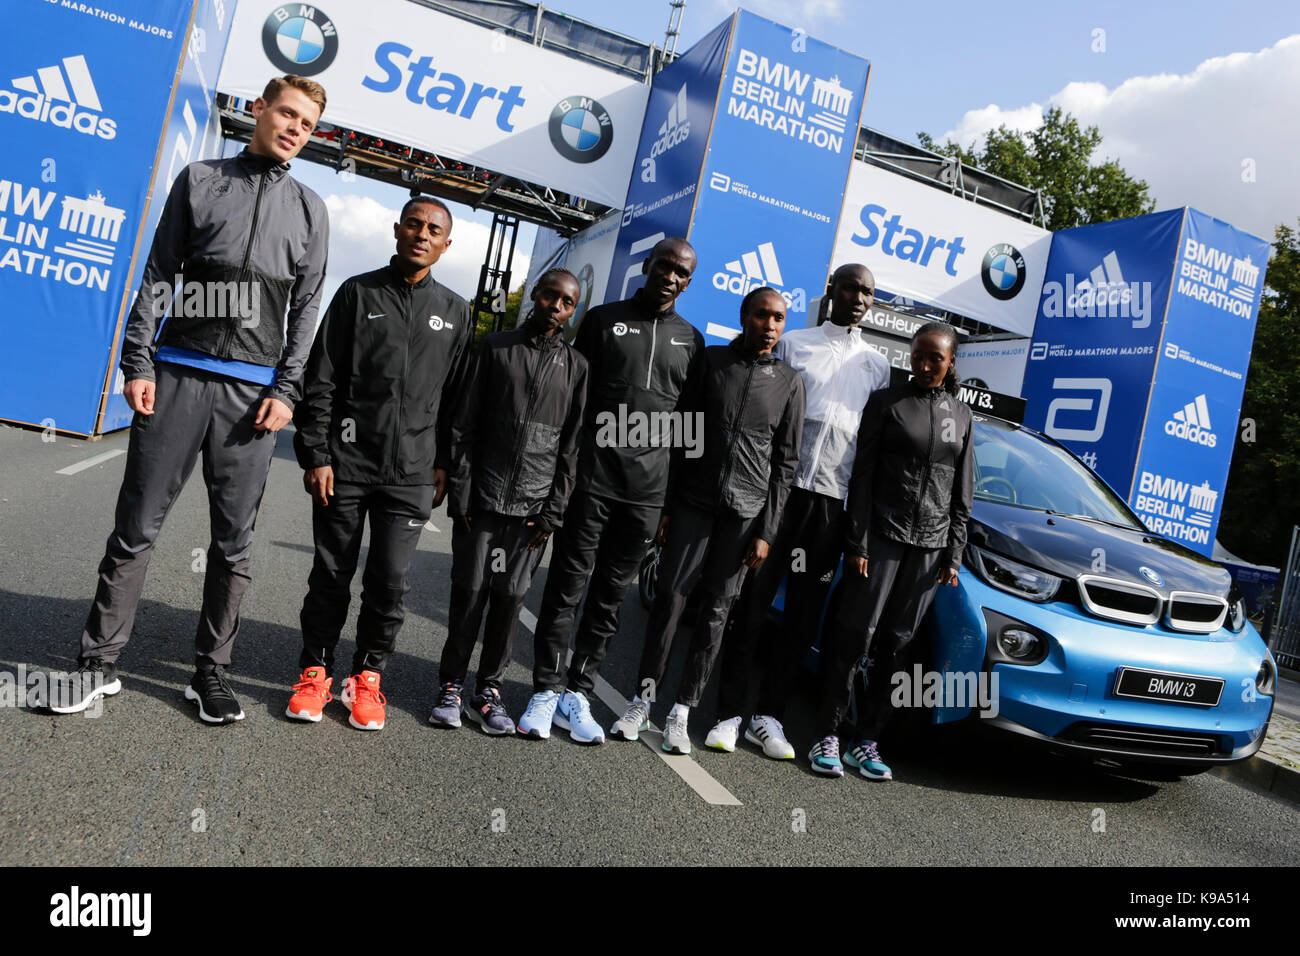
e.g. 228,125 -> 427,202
519,237 -> 704,745
45,76 -> 329,725
610,287 -> 805,755
286,196 -> 472,732
428,269 -> 588,735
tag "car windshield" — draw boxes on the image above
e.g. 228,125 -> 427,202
971,416 -> 1145,529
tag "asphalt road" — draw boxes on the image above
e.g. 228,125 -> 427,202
1,422 -> 1297,867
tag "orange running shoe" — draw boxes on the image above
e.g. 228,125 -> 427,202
286,667 -> 333,722
341,670 -> 386,731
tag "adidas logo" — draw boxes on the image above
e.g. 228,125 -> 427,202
0,55 -> 117,139
1164,394 -> 1217,448
711,241 -> 807,311
650,83 -> 690,158
1039,249 -> 1152,327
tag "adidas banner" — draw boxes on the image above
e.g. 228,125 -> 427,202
832,161 -> 1052,337
686,10 -> 869,342
1128,209 -> 1270,555
217,0 -> 650,209
0,0 -> 194,435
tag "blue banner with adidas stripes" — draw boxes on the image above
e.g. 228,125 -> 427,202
0,0 -> 193,435
686,11 -> 869,342
1127,209 -> 1269,556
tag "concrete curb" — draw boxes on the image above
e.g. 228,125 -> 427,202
1210,714 -> 1300,806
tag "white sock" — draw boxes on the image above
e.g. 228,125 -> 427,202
669,702 -> 690,721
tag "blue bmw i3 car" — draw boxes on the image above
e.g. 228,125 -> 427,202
929,409 -> 1275,772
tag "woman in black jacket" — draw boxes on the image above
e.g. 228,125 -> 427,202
809,322 -> 974,780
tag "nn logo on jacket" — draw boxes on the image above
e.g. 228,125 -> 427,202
1,55 -> 117,140
712,241 -> 806,311
1165,394 -> 1217,448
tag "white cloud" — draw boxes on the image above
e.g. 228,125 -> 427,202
938,35 -> 1300,242
318,193 -> 531,311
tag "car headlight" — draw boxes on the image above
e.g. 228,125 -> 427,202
1228,597 -> 1246,632
967,545 -> 1062,603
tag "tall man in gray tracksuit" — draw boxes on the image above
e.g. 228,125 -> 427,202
428,269 -> 588,735
709,263 -> 890,757
610,286 -> 805,755
46,76 -> 330,724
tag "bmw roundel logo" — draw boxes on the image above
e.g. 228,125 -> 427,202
262,5 -> 339,76
1138,566 -> 1164,587
549,96 -> 614,164
981,243 -> 1026,301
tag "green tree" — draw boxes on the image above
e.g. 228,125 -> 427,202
1218,221 -> 1300,569
471,281 -> 525,345
918,107 -> 1155,230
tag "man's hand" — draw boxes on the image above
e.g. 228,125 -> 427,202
456,515 -> 472,534
124,379 -> 156,415
303,465 -> 334,507
655,515 -> 670,546
848,555 -> 869,578
526,520 -> 551,551
938,567 -> 960,587
742,536 -> 770,569
433,468 -> 448,508
254,397 -> 293,432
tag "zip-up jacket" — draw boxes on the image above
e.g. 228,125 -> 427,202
445,324 -> 589,532
844,383 -> 974,569
119,148 -> 329,409
673,339 -> 805,544
292,260 -> 473,485
774,321 -> 891,501
572,291 -> 705,506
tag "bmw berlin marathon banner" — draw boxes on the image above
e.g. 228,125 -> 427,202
1129,210 -> 1269,556
604,16 -> 731,307
832,161 -> 1052,337
1020,208 -> 1267,557
218,1 -> 650,208
688,12 -> 869,341
0,0 -> 195,436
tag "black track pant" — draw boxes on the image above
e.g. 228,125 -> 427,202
635,503 -> 757,708
439,512 -> 546,692
532,488 -> 659,694
79,363 -> 277,668
716,487 -> 846,720
817,534 -> 944,741
298,482 -> 434,675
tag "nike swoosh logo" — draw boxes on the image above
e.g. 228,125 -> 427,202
670,338 -> 690,346
408,519 -> 424,527
367,312 -> 385,320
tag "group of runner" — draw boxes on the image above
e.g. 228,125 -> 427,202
41,74 -> 975,782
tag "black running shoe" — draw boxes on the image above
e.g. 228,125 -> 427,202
185,664 -> 245,724
45,659 -> 122,714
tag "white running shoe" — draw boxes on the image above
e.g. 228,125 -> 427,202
610,697 -> 651,741
662,709 -> 691,755
554,690 -> 606,744
705,716 -> 743,752
745,715 -> 795,760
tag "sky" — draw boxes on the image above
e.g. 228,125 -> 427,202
288,0 -> 1300,310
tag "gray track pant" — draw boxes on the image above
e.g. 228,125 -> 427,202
79,363 -> 278,667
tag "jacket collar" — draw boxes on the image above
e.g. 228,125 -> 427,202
728,335 -> 776,364
236,147 -> 290,182
819,319 -> 860,342
630,288 -> 678,321
386,256 -> 433,289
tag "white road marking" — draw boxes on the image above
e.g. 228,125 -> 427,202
424,520 -> 440,533
516,608 -> 742,806
56,449 -> 125,475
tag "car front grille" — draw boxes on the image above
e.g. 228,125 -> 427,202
1059,722 -> 1225,757
1075,575 -> 1162,626
1166,591 -> 1229,633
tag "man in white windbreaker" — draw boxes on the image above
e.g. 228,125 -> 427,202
706,263 -> 891,758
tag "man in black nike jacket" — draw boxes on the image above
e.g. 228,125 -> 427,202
519,238 -> 704,744
286,196 -> 472,731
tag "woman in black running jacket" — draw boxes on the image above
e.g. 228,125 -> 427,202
808,322 -> 974,781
